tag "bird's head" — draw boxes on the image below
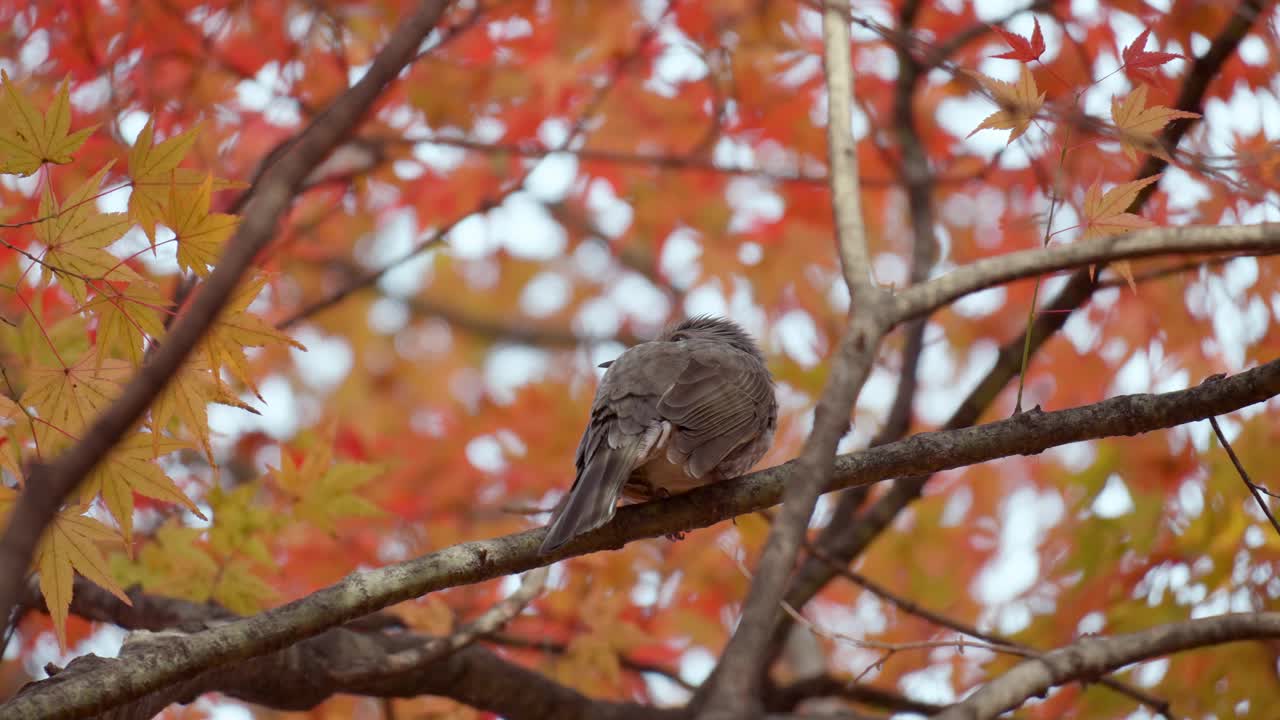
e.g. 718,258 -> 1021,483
660,315 -> 765,362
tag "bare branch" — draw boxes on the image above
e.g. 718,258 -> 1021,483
1206,400 -> 1280,538
5,357 -> 1278,718
0,0 -> 454,639
695,3 -> 889,716
804,544 -> 1172,717
933,613 -> 1280,720
335,566 -> 548,682
894,224 -> 1280,322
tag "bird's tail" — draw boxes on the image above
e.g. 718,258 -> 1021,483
539,441 -> 642,555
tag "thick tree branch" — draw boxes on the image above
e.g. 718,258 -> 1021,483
0,0 -> 454,640
696,3 -> 888,716
932,613 -> 1280,720
16,577 -> 664,720
5,359 -> 1279,719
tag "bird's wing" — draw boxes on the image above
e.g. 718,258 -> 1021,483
657,342 -> 774,479
543,343 -> 683,554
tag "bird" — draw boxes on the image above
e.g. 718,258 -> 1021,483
538,315 -> 777,555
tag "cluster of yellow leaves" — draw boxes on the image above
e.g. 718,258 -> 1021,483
0,73 -> 357,647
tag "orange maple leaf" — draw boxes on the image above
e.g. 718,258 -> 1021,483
1111,84 -> 1199,161
1080,174 -> 1162,291
1080,174 -> 1161,240
966,65 -> 1045,144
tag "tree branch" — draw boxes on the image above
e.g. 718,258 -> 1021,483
15,577 -> 663,720
804,544 -> 1171,716
5,358 -> 1278,718
0,0 -> 454,640
932,613 -> 1280,720
695,2 -> 889,716
894,224 -> 1280,322
773,0 -> 1266,647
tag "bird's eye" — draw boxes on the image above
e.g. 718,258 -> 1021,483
670,333 -> 686,342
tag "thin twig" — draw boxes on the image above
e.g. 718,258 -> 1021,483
1206,391 -> 1280,538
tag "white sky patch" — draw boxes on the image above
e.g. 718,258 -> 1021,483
974,486 -> 1064,606
611,274 -> 671,324
648,34 -> 707,97
1091,473 -> 1135,518
447,212 -> 498,260
485,345 -> 549,404
520,271 -> 571,317
726,177 -> 783,234
494,192 -> 566,260
368,297 -> 410,334
576,297 -> 622,338
776,309 -> 822,367
660,228 -> 703,289
900,664 -> 958,705
290,328 -> 353,391
586,178 -> 634,237
679,647 -> 717,686
413,141 -> 467,173
465,435 -> 506,473
962,284 -> 1008,317
872,251 -> 908,288
524,152 -> 578,202
20,28 -> 49,69
683,283 -> 728,318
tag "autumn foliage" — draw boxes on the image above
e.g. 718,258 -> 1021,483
1,1 -> 1279,719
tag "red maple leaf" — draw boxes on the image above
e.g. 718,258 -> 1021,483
1122,29 -> 1182,72
991,17 -> 1046,62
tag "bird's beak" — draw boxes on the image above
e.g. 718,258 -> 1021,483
598,360 -> 614,369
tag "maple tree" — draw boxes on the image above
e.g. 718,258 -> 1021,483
0,0 -> 1279,718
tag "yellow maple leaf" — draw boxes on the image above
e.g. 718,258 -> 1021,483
169,174 -> 239,276
77,433 -> 205,544
36,508 -> 131,649
1081,174 -> 1161,240
0,398 -> 24,480
85,281 -> 170,367
127,119 -> 198,241
0,72 -> 96,175
150,358 -> 258,460
112,522 -> 218,603
1111,84 -> 1200,161
21,351 -> 131,453
35,162 -> 143,304
967,65 -> 1045,144
272,440 -> 384,533
212,558 -> 277,615
197,274 -> 305,394
207,483 -> 278,565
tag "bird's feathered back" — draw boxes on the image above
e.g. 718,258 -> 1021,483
538,315 -> 777,555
